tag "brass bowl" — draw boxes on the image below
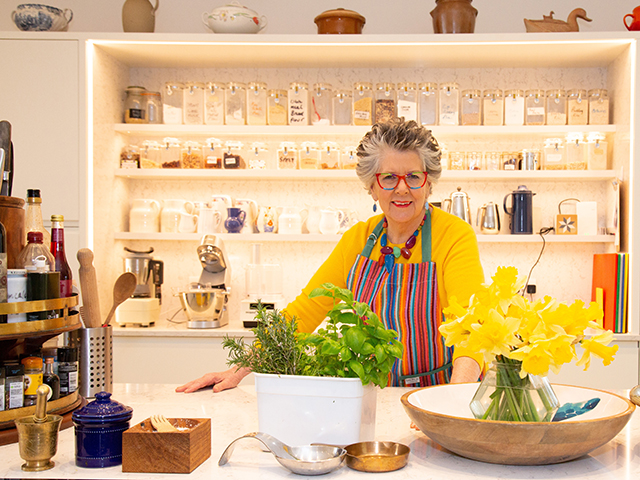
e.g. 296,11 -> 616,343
314,8 -> 365,34
344,441 -> 410,472
401,383 -> 635,465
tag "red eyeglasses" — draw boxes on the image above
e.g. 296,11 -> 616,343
375,171 -> 428,190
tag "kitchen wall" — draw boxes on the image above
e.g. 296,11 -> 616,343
0,0 -> 633,34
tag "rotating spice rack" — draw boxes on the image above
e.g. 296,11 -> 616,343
0,294 -> 84,445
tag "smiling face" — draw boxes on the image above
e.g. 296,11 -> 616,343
370,148 -> 430,237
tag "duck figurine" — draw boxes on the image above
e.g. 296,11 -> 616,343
524,8 -> 592,32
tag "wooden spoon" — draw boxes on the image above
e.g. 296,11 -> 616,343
102,272 -> 137,327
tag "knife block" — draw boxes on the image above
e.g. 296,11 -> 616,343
0,196 -> 25,268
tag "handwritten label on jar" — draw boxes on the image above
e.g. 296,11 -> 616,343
278,151 -> 297,169
288,96 -> 308,125
205,95 -> 224,125
397,99 -> 417,121
568,101 -> 587,125
483,99 -> 503,126
589,102 -> 609,125
504,97 -> 524,125
353,97 -> 372,125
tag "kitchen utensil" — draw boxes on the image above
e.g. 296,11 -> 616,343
123,247 -> 163,300
343,441 -> 410,472
202,1 -> 267,34
503,185 -> 536,234
77,248 -> 102,328
625,6 -> 640,30
150,415 -> 178,432
442,187 -> 472,224
477,202 -> 501,234
178,289 -> 229,328
102,272 -> 137,327
0,120 -> 14,196
314,8 -> 366,34
67,326 -> 113,398
219,432 -> 347,475
12,4 -> 73,31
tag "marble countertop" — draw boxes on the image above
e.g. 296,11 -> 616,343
112,318 -> 255,338
1,383 -> 639,479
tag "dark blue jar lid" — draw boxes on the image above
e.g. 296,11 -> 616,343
72,391 -> 133,424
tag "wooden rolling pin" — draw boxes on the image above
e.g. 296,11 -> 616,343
77,248 -> 102,329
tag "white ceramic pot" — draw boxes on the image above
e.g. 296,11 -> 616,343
197,207 -> 221,234
235,198 -> 259,233
319,209 -> 344,235
178,212 -> 198,233
129,199 -> 161,233
278,206 -> 308,235
202,1 -> 267,33
161,199 -> 194,233
257,206 -> 278,233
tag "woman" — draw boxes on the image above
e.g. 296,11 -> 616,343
177,118 -> 484,393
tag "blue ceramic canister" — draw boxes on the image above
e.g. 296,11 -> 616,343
72,391 -> 133,468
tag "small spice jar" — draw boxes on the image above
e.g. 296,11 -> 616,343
461,89 -> 482,126
466,151 -> 483,170
449,151 -> 465,170
267,89 -> 288,125
567,89 -> 588,125
311,83 -> 333,125
204,137 -> 223,169
299,141 -> 320,169
525,89 -> 545,125
375,82 -> 396,123
223,140 -> 245,169
320,142 -> 341,169
341,145 -> 358,169
502,152 -> 519,170
542,138 -> 566,170
288,82 -> 309,125
545,89 -> 567,125
248,142 -> 269,169
247,81 -> 268,125
140,140 -> 161,169
225,82 -> 246,125
332,90 -> 352,125
120,145 -> 140,169
124,86 -> 147,124
586,132 -> 608,170
504,89 -> 525,126
396,82 -> 418,122
204,82 -> 225,125
7,268 -> 27,323
588,89 -> 610,125
160,137 -> 181,169
565,133 -> 587,170
21,356 -> 43,406
439,82 -> 459,126
143,91 -> 162,124
278,142 -> 298,169
4,363 -> 24,409
181,141 -> 203,169
482,89 -> 503,126
57,346 -> 78,396
163,82 -> 184,125
353,82 -> 374,126
418,82 -> 438,126
485,151 -> 501,171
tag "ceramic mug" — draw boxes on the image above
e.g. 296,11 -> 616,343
129,199 -> 161,233
624,7 -> 640,31
197,207 -> 221,234
178,212 -> 198,233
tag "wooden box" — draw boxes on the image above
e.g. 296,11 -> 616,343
122,418 -> 211,473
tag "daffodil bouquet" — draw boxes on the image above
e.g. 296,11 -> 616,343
439,266 -> 619,422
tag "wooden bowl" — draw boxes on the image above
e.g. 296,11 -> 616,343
314,8 -> 365,34
401,383 -> 634,465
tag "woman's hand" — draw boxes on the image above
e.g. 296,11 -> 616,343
449,357 -> 481,384
175,367 -> 251,393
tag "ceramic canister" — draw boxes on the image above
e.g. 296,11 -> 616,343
72,391 -> 133,468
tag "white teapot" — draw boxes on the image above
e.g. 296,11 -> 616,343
202,1 -> 267,33
130,199 -> 161,233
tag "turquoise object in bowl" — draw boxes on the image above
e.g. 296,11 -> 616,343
12,4 -> 73,32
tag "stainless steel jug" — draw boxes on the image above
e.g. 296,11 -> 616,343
477,202 -> 501,234
442,187 -> 472,224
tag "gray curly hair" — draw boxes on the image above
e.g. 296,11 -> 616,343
355,118 -> 441,193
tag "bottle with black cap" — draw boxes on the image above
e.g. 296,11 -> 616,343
24,189 -> 51,250
57,346 -> 78,396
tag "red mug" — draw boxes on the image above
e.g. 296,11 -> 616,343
624,7 -> 640,31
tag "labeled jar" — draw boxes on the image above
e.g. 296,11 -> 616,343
545,89 -> 567,125
419,83 -> 438,126
504,89 -> 525,126
204,82 -> 225,125
181,141 -> 203,169
567,89 -> 588,125
299,142 -> 319,169
57,346 -> 78,396
520,149 -> 540,170
4,363 -> 24,409
7,269 -> 27,323
124,86 -> 147,124
320,142 -> 341,169
565,133 -> 586,170
160,137 -> 181,168
502,152 -> 519,170
482,89 -> 503,126
375,83 -> 396,123
525,89 -> 545,125
466,151 -> 482,170
163,82 -> 184,125
588,89 -> 609,125
353,82 -> 373,126
143,91 -> 162,124
461,89 -> 481,126
332,90 -> 352,125
396,82 -> 417,122
21,356 -> 43,406
278,142 -> 298,169
223,140 -> 245,169
311,83 -> 333,125
120,145 -> 140,169
341,145 -> 358,169
225,82 -> 246,125
247,82 -> 267,125
204,137 -> 223,169
449,151 -> 465,170
140,140 -> 161,169
485,151 -> 501,171
267,89 -> 288,125
586,133 -> 608,170
439,82 -> 459,126
542,138 -> 566,170
288,82 -> 309,125
248,142 -> 269,169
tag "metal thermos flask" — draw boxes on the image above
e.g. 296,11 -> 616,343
503,185 -> 535,234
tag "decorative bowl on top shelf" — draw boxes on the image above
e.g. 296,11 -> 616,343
12,4 -> 73,31
401,383 -> 635,465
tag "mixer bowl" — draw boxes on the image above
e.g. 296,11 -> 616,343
178,290 -> 228,321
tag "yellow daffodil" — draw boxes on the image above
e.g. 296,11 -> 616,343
576,331 -> 619,370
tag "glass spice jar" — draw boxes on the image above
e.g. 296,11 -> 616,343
502,151 -> 519,170
485,151 -> 501,171
181,141 -> 203,169
482,89 -> 503,126
545,89 -> 567,125
311,83 -> 333,125
504,89 -> 525,126
466,151 -> 483,170
163,82 -> 183,125
278,142 -> 298,169
299,141 -> 320,169
341,145 -> 358,169
183,82 -> 205,125
439,82 -> 459,126
586,133 -> 608,170
588,89 -> 610,125
248,142 -> 269,169
140,140 -> 161,169
124,86 -> 148,124
440,146 -> 449,170
461,89 -> 481,126
247,81 -> 267,125
320,142 -> 341,169
565,133 -> 587,170
375,83 -> 396,123
120,145 -> 140,169
449,151 -> 465,170
143,91 -> 162,124
288,82 -> 309,125
542,138 -> 566,170
396,82 -> 418,122
204,137 -> 223,169
204,82 -> 225,125
223,140 -> 245,169
353,82 -> 374,126
418,82 -> 438,126
332,90 -> 352,125
225,82 -> 246,125
567,89 -> 588,125
21,356 -> 43,407
5,363 -> 24,409
160,137 -> 181,169
267,89 -> 288,125
525,89 -> 545,125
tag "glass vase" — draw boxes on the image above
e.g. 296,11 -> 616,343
470,357 -> 559,422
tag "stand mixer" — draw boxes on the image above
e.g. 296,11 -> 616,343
180,235 -> 231,329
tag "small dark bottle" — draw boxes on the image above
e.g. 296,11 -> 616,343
50,215 -> 73,298
43,356 -> 60,400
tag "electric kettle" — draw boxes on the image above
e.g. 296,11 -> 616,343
477,202 -> 501,234
442,187 -> 472,224
503,185 -> 536,234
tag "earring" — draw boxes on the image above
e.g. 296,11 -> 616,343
372,202 -> 378,212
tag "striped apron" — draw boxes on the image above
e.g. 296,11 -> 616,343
346,209 -> 453,387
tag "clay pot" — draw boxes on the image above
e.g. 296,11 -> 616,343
0,196 -> 25,268
314,8 -> 365,34
430,0 -> 477,34
122,0 -> 159,33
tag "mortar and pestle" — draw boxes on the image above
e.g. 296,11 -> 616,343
14,384 -> 63,471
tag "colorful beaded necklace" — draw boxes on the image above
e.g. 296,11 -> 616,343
379,213 -> 427,273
